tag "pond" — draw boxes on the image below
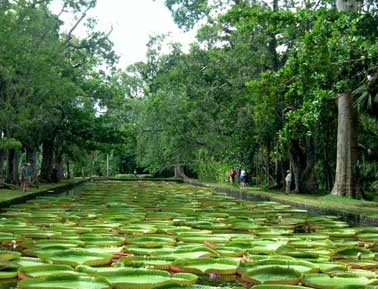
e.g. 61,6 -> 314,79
0,181 -> 377,289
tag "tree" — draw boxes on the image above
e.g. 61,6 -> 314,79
331,0 -> 359,197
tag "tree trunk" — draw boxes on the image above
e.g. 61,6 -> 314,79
331,93 -> 359,197
174,156 -> 185,178
40,138 -> 54,182
56,152 -> 64,182
289,137 -> 315,193
6,149 -> 19,184
66,161 -> 71,179
31,151 -> 38,184
0,149 -> 4,181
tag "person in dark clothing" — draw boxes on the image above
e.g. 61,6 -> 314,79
51,167 -> 58,183
229,168 -> 237,184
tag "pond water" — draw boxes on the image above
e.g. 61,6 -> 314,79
0,181 -> 377,289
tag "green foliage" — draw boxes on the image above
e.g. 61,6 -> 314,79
195,151 -> 231,183
0,138 -> 22,150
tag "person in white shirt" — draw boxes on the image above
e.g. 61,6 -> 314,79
285,170 -> 292,194
240,169 -> 247,188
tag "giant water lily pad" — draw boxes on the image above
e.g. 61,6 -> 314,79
311,261 -> 347,273
333,247 -> 375,260
240,266 -> 302,285
85,246 -> 125,255
177,234 -> 230,244
302,273 -> 372,289
32,239 -> 84,248
240,259 -> 319,274
18,274 -> 111,289
80,235 -> 125,246
24,245 -> 71,258
0,264 -> 18,279
154,247 -> 216,260
121,225 -> 158,234
120,257 -> 173,270
13,257 -> 49,267
0,250 -> 21,261
252,284 -> 314,289
18,264 -> 76,278
127,236 -> 176,248
289,239 -> 334,248
41,248 -> 112,267
215,247 -> 245,257
94,268 -> 198,289
173,258 -> 239,275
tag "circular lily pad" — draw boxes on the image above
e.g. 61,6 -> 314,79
333,247 -> 375,260
241,259 -> 319,274
18,264 -> 76,279
18,274 -> 111,289
241,266 -> 302,285
0,250 -> 21,261
252,284 -> 308,289
127,236 -> 176,248
94,268 -> 198,289
302,273 -> 371,289
0,264 -> 18,279
41,248 -> 112,267
173,258 -> 239,275
120,257 -> 173,270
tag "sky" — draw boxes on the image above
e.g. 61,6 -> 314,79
52,0 -> 197,69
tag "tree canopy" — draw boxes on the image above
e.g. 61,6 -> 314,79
1,0 -> 377,198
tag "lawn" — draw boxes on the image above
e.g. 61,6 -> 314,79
200,181 -> 378,218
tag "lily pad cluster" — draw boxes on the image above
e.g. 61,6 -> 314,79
0,181 -> 377,289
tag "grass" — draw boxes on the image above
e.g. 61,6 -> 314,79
199,181 -> 378,218
0,179 -> 84,202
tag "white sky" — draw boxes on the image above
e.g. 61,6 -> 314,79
52,0 -> 197,68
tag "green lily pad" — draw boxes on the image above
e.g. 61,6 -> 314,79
94,268 -> 198,289
173,258 -> 239,275
0,250 -> 21,261
120,257 -> 173,270
333,247 -> 375,260
32,239 -> 84,248
18,264 -> 76,278
240,259 -> 319,274
215,247 -> 245,257
127,236 -> 176,248
311,261 -> 347,273
121,225 -> 158,234
41,248 -> 112,267
252,284 -> 308,289
241,265 -> 302,284
302,273 -> 372,289
18,274 -> 111,289
85,246 -> 124,255
80,235 -> 125,246
24,245 -> 71,258
13,257 -> 49,267
289,239 -> 334,248
0,264 -> 18,279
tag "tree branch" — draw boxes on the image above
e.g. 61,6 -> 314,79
63,6 -> 92,46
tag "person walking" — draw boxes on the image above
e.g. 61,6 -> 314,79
229,168 -> 237,184
285,170 -> 292,194
240,169 -> 247,189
